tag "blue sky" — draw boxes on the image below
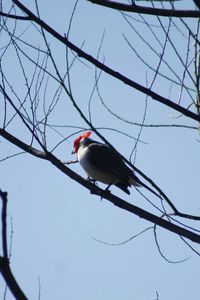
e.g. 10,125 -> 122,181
1,1 -> 200,299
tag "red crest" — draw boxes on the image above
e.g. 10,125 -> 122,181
73,131 -> 92,153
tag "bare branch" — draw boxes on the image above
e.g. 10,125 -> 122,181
93,226 -> 153,246
87,0 -> 200,18
0,128 -> 200,243
0,11 -> 30,20
0,128 -> 46,159
153,225 -> 189,263
63,159 -> 78,165
0,257 -> 28,300
0,191 -> 8,259
0,191 -> 28,300
193,0 -> 200,10
11,0 -> 200,122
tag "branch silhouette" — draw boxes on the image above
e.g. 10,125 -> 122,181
0,190 -> 28,300
0,128 -> 200,244
10,0 -> 200,123
87,0 -> 200,18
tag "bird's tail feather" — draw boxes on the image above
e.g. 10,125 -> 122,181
129,175 -> 141,187
115,183 -> 130,194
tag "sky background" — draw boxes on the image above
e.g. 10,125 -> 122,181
1,1 -> 200,300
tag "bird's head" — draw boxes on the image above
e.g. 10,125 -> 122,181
72,131 -> 92,154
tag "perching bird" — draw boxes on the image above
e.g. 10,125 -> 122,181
72,131 -> 140,194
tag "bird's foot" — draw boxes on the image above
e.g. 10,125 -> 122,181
87,176 -> 97,185
98,185 -> 111,200
87,177 -> 99,195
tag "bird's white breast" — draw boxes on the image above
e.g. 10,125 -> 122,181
77,147 -> 94,175
77,146 -> 116,184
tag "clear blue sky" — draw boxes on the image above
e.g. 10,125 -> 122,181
1,1 -> 200,300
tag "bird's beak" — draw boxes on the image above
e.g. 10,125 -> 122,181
71,149 -> 75,154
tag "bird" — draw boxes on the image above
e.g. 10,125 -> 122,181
72,131 -> 141,194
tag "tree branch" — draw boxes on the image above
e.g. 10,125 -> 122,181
1,128 -> 200,244
11,0 -> 200,123
0,190 -> 8,259
87,0 -> 200,18
0,128 -> 46,159
0,191 -> 28,300
0,257 -> 28,300
0,11 -> 30,20
193,0 -> 200,10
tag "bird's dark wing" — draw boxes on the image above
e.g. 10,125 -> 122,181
86,142 -> 135,184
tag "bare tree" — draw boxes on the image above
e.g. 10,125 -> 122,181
0,0 -> 200,299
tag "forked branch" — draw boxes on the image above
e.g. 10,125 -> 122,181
0,190 -> 28,300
